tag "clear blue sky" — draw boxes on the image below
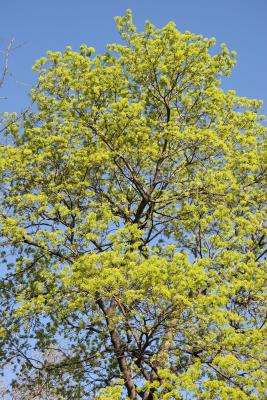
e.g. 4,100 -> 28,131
0,0 -> 266,391
1,0 -> 267,114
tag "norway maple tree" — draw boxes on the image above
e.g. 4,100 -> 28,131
0,10 -> 266,400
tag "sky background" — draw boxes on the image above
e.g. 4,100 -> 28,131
0,0 -> 266,391
0,0 -> 267,116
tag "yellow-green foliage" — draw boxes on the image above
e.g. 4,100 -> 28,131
0,10 -> 266,400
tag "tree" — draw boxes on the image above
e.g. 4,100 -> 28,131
0,38 -> 28,140
0,38 -> 14,95
0,38 -> 14,132
0,10 -> 266,400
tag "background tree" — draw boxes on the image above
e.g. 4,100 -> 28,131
0,10 -> 266,400
0,38 -> 14,95
0,38 -> 14,133
0,38 -> 28,141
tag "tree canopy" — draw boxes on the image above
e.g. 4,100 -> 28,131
0,10 -> 266,400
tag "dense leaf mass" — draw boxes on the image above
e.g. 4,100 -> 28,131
0,10 -> 266,400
